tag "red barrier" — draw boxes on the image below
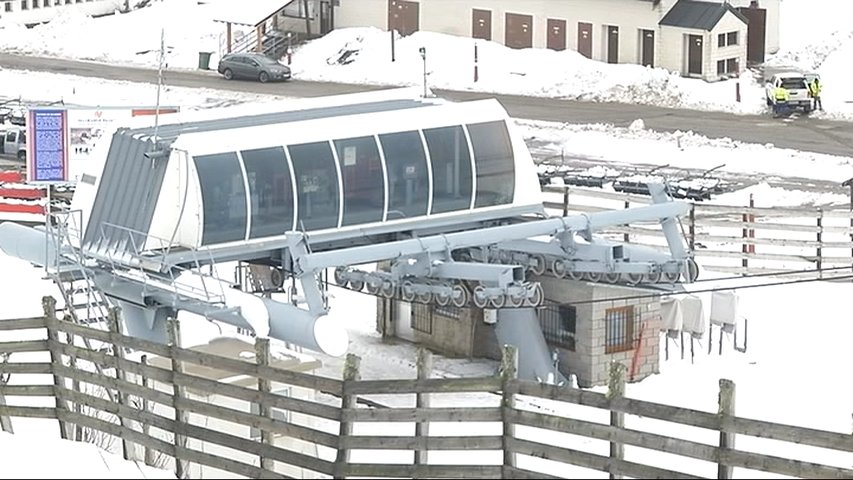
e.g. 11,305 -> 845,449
0,202 -> 44,214
0,171 -> 24,183
0,187 -> 44,200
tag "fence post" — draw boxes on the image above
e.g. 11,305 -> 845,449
562,188 -> 570,217
414,348 -> 433,477
255,337 -> 274,473
168,318 -> 189,479
607,362 -> 626,479
623,201 -> 630,243
816,208 -> 823,278
717,379 -> 736,479
501,345 -> 518,478
64,320 -> 82,442
141,354 -> 157,467
335,353 -> 361,479
108,306 -> 132,460
689,203 -> 696,251
0,352 -> 13,433
43,296 -> 70,440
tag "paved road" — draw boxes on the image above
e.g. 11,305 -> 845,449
2,53 -> 853,157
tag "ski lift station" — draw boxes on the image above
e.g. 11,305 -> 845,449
0,88 -> 699,387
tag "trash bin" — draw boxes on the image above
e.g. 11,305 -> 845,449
198,51 -> 212,70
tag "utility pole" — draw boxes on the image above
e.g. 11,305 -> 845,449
154,28 -> 165,140
419,46 -> 427,98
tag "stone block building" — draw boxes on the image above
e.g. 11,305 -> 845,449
377,275 -> 662,388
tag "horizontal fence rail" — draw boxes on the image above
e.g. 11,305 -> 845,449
543,185 -> 853,277
1,298 -> 852,479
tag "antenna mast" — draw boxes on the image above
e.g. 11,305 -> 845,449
154,27 -> 165,140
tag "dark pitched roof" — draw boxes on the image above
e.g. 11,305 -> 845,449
659,0 -> 748,31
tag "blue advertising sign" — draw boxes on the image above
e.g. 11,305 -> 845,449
26,108 -> 69,184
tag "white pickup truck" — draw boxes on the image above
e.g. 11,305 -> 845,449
0,126 -> 26,161
765,72 -> 812,113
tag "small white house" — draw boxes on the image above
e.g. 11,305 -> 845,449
334,0 -> 780,81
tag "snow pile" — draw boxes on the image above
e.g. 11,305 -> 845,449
0,431 -> 173,478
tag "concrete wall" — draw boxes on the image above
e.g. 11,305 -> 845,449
378,295 -> 478,357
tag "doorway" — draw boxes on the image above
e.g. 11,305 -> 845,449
606,25 -> 619,64
505,13 -> 533,49
388,0 -> 419,36
687,34 -> 703,75
577,22 -> 592,58
640,29 -> 654,67
472,8 -> 491,41
547,18 -> 566,51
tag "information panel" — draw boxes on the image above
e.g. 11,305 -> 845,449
26,108 -> 69,184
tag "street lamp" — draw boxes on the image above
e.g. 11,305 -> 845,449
419,46 -> 427,98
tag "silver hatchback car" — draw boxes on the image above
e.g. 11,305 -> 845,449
217,52 -> 291,83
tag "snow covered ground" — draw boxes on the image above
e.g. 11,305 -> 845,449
0,0 -> 851,476
0,430 -> 173,478
0,0 -> 852,119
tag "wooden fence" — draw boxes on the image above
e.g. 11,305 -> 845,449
1,297 -> 851,479
543,185 -> 853,278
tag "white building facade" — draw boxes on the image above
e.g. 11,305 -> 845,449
0,0 -> 122,25
334,0 -> 780,82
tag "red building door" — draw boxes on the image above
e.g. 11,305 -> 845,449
388,0 -> 419,36
577,22 -> 592,58
472,9 -> 491,41
547,18 -> 566,51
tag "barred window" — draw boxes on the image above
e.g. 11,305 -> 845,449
605,305 -> 639,353
538,304 -> 576,351
411,303 -> 432,334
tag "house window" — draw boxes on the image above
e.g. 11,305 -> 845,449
718,31 -> 738,47
727,31 -> 738,46
42,0 -> 48,6
717,57 -> 740,76
411,303 -> 432,334
727,57 -> 739,74
538,304 -> 576,351
5,2 -> 12,12
604,305 -> 637,353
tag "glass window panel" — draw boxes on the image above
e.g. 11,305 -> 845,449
334,136 -> 384,226
424,125 -> 472,214
241,146 -> 293,239
288,141 -> 339,231
726,57 -> 738,73
467,121 -> 515,208
194,152 -> 247,245
379,131 -> 429,219
727,31 -> 738,46
717,33 -> 725,47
